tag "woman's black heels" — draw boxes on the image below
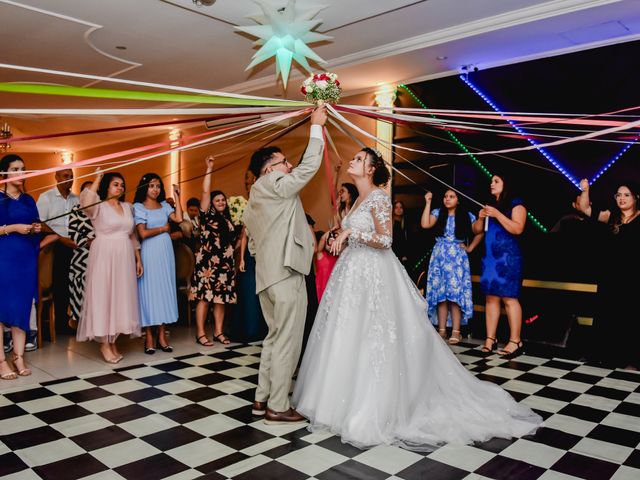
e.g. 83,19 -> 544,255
480,337 -> 497,355
157,332 -> 173,353
499,340 -> 524,359
144,328 -> 156,354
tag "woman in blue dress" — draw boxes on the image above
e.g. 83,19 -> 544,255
421,190 -> 483,344
134,173 -> 182,354
0,154 -> 41,379
473,174 -> 527,358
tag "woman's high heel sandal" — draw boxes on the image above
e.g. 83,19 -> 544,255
12,355 -> 31,376
438,328 -> 447,340
480,337 -> 497,355
0,359 -> 17,380
499,340 -> 524,359
448,330 -> 462,345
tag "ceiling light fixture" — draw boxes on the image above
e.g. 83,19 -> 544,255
436,55 -> 447,60
235,0 -> 332,89
192,0 -> 216,6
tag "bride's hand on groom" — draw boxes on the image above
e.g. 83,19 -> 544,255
330,228 -> 351,255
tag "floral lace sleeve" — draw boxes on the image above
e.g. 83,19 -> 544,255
348,190 -> 393,249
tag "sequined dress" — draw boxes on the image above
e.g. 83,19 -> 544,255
292,189 -> 541,451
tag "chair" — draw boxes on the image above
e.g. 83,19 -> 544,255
174,242 -> 195,325
37,244 -> 56,346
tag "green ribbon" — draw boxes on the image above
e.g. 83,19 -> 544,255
0,83 -> 309,107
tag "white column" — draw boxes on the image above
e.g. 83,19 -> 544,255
374,85 -> 397,193
169,128 -> 182,191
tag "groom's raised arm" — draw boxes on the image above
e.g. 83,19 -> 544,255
272,108 -> 327,198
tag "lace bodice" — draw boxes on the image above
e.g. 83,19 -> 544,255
343,189 -> 392,249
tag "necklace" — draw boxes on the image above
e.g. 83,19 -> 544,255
3,190 -> 21,200
621,211 -> 639,224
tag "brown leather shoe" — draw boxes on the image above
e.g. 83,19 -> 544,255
264,408 -> 307,425
251,400 -> 267,416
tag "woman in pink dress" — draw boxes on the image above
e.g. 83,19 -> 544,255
76,169 -> 143,363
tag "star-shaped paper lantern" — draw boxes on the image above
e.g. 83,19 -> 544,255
235,0 -> 332,88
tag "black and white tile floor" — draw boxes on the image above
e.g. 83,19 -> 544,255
1,342 -> 639,480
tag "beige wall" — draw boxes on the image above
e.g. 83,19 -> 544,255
13,91 -> 378,231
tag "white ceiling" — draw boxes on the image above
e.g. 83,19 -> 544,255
2,0 -> 640,152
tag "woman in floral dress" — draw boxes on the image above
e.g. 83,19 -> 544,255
191,156 -> 238,346
421,190 -> 483,344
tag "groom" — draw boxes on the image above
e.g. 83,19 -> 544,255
243,106 -> 327,423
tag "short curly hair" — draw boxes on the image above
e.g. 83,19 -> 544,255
249,146 -> 282,178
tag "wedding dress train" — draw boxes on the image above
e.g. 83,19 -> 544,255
292,189 -> 541,451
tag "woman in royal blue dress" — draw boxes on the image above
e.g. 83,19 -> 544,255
0,154 -> 42,379
473,174 -> 527,358
134,173 -> 182,354
421,189 -> 483,344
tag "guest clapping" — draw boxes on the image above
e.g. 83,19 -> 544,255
422,190 -> 483,344
191,156 -> 239,346
134,173 -> 182,354
0,154 -> 41,379
473,174 -> 526,358
76,169 -> 142,363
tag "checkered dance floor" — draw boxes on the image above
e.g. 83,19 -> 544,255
1,342 -> 639,480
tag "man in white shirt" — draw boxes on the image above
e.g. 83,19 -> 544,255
37,169 -> 79,338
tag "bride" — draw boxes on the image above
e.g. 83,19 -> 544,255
292,147 -> 541,451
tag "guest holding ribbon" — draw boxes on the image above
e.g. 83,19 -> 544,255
134,173 -> 182,354
473,173 -> 527,358
191,156 -> 239,346
421,189 -> 483,344
577,179 -> 640,370
76,169 -> 142,363
0,154 -> 41,379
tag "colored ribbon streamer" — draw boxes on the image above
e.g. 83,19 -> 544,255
0,109 -> 310,185
0,83 -> 309,107
321,128 -> 337,209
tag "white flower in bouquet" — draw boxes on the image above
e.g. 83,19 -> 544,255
227,196 -> 248,226
301,72 -> 342,105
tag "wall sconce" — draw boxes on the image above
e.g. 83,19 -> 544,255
60,150 -> 74,165
0,122 -> 12,152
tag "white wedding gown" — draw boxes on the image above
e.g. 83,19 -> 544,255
292,189 -> 541,451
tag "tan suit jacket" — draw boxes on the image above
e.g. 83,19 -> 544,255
243,137 -> 324,293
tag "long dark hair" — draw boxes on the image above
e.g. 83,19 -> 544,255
433,191 -> 473,242
133,173 -> 166,204
1,154 -> 25,193
208,190 -> 233,243
339,182 -> 358,212
610,182 -> 640,232
490,172 -> 517,214
97,172 -> 126,201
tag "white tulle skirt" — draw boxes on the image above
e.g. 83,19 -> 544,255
292,245 -> 541,451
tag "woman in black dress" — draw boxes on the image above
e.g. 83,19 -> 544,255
578,179 -> 640,370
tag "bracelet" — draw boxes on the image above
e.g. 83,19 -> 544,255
1,225 -> 7,235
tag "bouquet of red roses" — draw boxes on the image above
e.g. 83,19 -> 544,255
301,72 -> 341,105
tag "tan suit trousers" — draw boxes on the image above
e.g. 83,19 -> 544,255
255,272 -> 307,412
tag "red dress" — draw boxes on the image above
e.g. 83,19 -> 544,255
315,251 -> 338,301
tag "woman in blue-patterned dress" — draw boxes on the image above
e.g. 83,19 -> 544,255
421,190 -> 483,344
473,174 -> 527,358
